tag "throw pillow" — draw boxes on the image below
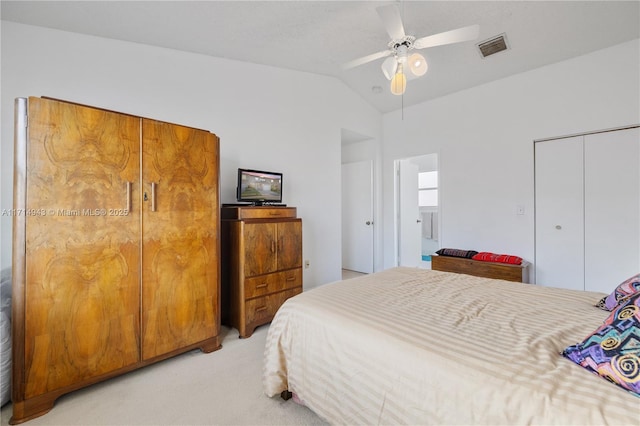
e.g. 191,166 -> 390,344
435,248 -> 478,259
563,292 -> 640,397
595,273 -> 640,311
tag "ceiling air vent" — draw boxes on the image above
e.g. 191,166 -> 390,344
477,33 -> 509,58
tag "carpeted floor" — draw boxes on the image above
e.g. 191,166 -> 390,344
0,325 -> 327,426
341,269 -> 366,280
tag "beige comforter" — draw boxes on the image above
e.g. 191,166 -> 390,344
263,267 -> 640,425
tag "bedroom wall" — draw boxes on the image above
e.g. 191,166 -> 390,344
381,38 -> 640,271
0,21 -> 382,288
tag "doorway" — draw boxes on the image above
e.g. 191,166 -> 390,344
341,129 -> 376,274
342,160 -> 374,273
395,154 -> 439,268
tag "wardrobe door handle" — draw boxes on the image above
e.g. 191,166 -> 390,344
151,182 -> 157,212
125,181 -> 132,213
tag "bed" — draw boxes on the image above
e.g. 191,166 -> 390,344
263,267 -> 640,425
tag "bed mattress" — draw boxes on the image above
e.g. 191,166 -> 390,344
263,267 -> 639,425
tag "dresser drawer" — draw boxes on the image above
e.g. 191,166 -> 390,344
244,268 -> 302,299
245,287 -> 302,325
222,206 -> 297,220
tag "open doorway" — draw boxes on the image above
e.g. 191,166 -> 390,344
395,154 -> 439,268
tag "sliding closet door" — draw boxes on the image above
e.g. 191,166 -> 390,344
534,136 -> 584,290
584,128 -> 640,293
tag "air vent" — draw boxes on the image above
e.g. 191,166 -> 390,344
477,33 -> 509,58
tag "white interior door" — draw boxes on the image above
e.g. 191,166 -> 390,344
342,160 -> 374,273
535,136 -> 585,290
398,160 -> 421,267
584,127 -> 640,292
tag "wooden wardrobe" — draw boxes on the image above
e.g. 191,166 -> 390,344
11,97 -> 221,424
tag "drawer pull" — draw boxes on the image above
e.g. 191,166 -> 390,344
255,306 -> 267,312
256,282 -> 268,289
286,276 -> 295,281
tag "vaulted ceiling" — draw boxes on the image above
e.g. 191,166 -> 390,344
2,1 -> 639,113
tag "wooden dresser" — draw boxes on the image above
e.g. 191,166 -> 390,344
431,255 -> 530,283
221,206 -> 303,337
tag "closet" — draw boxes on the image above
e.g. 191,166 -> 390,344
11,97 -> 221,424
534,126 -> 639,292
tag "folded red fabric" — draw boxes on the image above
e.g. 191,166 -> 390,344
472,252 -> 523,265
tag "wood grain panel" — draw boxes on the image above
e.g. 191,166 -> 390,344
243,222 -> 277,277
23,97 -> 141,398
141,120 -> 220,360
277,220 -> 302,270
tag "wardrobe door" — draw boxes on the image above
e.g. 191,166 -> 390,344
21,97 -> 141,398
534,136 -> 584,290
141,120 -> 220,359
584,128 -> 640,293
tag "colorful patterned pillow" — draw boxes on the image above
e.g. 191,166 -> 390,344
435,248 -> 478,259
595,273 -> 640,311
563,292 -> 640,397
471,252 -> 523,265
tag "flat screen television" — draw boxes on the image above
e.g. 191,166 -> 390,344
236,168 -> 283,205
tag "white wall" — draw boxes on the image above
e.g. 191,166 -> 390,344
3,22 -> 637,281
382,39 -> 640,269
0,21 -> 382,288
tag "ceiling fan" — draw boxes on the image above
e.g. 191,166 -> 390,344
343,3 -> 480,95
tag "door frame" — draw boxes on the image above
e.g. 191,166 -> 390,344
394,153 -> 440,267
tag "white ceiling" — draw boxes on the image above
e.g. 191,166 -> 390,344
2,1 -> 639,113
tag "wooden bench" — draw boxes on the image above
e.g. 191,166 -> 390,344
431,255 -> 529,283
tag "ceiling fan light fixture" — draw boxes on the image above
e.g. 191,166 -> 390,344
408,53 -> 428,76
396,44 -> 408,63
381,56 -> 398,80
343,3 -> 480,99
390,66 -> 406,96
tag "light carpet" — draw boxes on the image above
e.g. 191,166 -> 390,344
0,325 -> 327,426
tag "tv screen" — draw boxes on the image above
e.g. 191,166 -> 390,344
237,168 -> 283,204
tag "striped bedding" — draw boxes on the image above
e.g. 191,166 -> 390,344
263,267 -> 640,425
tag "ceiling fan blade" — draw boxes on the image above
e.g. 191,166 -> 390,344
413,24 -> 480,50
342,49 -> 392,70
376,4 -> 406,40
